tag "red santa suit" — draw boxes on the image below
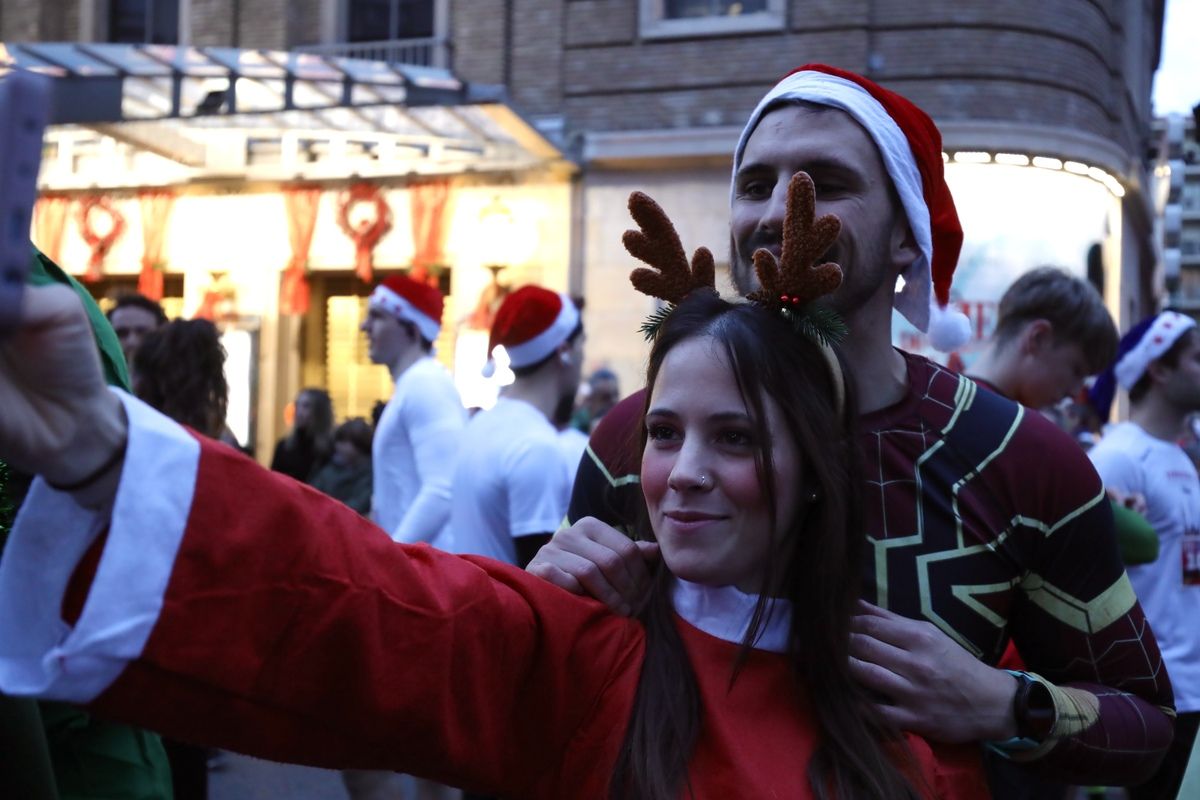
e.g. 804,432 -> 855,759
0,392 -> 987,798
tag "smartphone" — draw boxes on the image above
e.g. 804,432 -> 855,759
0,70 -> 51,335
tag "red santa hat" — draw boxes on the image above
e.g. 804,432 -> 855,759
733,63 -> 971,352
368,275 -> 444,342
483,285 -> 580,378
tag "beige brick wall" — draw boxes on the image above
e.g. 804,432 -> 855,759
237,0 -> 288,49
0,0 -> 76,40
580,166 -> 734,395
189,0 -> 237,45
507,0 -> 562,116
542,0 -> 1152,162
563,0 -> 635,47
451,0 -> 508,84
287,0 -> 323,47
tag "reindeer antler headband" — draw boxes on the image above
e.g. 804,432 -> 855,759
624,172 -> 847,416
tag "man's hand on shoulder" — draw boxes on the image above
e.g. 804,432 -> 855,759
525,517 -> 659,616
848,601 -> 1018,744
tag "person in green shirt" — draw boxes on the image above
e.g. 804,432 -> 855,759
0,247 -> 173,800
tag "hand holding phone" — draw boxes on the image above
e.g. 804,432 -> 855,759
0,70 -> 51,335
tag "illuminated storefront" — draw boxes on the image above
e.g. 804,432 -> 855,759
5,42 -> 573,459
895,152 -> 1129,369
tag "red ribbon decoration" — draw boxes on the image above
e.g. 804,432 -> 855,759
281,187 -> 323,316
337,183 -> 392,283
77,196 -> 126,283
138,191 -> 175,301
409,180 -> 451,287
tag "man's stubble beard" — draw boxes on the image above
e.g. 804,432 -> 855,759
729,245 -> 881,320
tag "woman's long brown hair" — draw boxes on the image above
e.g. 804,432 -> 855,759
609,292 -> 920,800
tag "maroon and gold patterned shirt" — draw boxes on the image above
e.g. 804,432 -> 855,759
567,351 -> 1173,784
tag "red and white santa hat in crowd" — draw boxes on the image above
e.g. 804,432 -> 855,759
483,285 -> 580,377
733,63 -> 971,352
368,274 -> 445,342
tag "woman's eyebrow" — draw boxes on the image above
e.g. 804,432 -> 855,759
646,408 -> 751,423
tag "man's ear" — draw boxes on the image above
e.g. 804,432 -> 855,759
1145,357 -> 1174,386
888,219 -> 921,281
1020,319 -> 1055,355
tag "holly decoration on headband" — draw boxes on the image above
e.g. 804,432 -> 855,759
623,171 -> 846,346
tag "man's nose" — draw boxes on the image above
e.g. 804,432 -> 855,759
759,181 -> 790,233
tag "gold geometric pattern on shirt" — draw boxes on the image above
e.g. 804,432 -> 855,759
1021,572 -> 1138,635
911,379 -> 1025,654
1045,681 -> 1101,737
951,579 -> 1021,629
870,377 -> 984,609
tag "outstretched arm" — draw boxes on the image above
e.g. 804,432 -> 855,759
0,287 -> 641,796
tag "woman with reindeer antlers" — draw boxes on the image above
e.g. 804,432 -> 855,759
0,175 -> 985,798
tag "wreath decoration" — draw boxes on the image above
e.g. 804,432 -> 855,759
337,183 -> 392,283
78,195 -> 126,283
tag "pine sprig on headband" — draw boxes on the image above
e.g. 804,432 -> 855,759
639,302 -> 675,342
780,304 -> 849,347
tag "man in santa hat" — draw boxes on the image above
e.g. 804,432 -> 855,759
1088,311 -> 1200,799
527,64 -> 1174,789
355,274 -> 466,800
450,285 -> 584,569
360,274 -> 464,548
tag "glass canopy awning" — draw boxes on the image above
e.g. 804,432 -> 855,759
0,42 -> 569,186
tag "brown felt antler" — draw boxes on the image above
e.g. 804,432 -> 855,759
624,191 -> 716,304
746,172 -> 843,308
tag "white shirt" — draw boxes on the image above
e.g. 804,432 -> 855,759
450,398 -> 569,565
371,356 -> 465,547
557,427 -> 589,488
1090,421 -> 1200,711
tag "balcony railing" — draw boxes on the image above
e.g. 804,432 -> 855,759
296,37 -> 451,69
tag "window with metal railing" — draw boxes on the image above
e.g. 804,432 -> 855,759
639,0 -> 784,39
107,0 -> 179,45
664,0 -> 767,17
347,0 -> 435,42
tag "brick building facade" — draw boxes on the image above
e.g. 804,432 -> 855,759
1,0 -> 1169,403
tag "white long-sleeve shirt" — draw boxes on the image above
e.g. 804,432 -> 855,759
371,356 -> 465,547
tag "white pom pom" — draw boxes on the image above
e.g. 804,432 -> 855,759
481,359 -> 496,378
927,302 -> 971,352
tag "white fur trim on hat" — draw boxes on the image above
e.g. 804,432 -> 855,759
927,302 -> 972,352
1114,311 -> 1196,390
733,71 -> 935,336
500,294 -> 580,370
369,285 -> 441,342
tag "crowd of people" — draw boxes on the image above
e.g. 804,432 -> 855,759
1,62 -> 1199,800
